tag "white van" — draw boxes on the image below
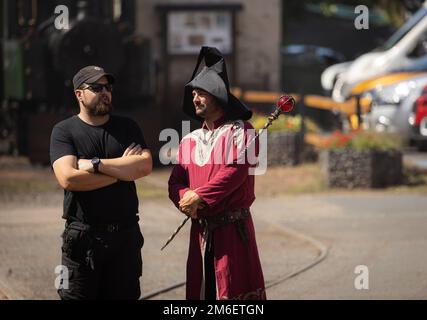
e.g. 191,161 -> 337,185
321,4 -> 427,102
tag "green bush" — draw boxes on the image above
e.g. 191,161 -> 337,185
250,113 -> 319,133
322,130 -> 403,151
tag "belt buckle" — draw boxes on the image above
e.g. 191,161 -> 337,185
107,224 -> 119,232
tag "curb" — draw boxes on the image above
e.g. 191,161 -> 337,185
264,223 -> 329,289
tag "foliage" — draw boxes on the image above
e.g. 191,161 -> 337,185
250,113 -> 320,133
283,0 -> 418,27
321,129 -> 403,151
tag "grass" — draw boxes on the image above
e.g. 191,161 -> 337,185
136,183 -> 168,199
0,156 -> 426,205
0,179 -> 60,195
256,162 -> 427,196
387,169 -> 427,194
255,163 -> 328,196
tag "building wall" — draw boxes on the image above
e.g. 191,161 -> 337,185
236,0 -> 281,91
135,0 -> 281,98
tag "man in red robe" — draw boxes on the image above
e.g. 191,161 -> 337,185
168,47 -> 266,300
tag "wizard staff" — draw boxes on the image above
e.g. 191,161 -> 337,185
161,95 -> 296,251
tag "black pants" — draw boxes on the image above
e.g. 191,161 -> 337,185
58,221 -> 144,300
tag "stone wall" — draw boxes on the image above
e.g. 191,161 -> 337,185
267,132 -> 317,166
321,149 -> 403,188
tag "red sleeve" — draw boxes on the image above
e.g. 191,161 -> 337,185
195,122 -> 257,210
168,141 -> 190,209
195,162 -> 249,209
168,164 -> 190,209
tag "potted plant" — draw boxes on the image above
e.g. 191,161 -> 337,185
320,130 -> 403,188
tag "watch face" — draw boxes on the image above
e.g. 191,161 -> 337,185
91,157 -> 100,173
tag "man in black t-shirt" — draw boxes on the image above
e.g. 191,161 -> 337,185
50,65 -> 152,300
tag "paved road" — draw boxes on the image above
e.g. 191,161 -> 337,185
0,199 -> 316,300
255,193 -> 427,299
0,192 -> 426,299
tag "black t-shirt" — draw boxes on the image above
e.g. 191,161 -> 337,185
50,115 -> 148,224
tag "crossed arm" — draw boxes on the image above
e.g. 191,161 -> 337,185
53,143 -> 152,192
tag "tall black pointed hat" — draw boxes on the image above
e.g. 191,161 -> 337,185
183,46 -> 252,121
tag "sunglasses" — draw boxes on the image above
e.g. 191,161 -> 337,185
82,83 -> 113,93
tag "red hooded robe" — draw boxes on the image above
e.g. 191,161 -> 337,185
168,117 -> 266,300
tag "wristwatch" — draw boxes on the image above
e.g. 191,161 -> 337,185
91,157 -> 101,173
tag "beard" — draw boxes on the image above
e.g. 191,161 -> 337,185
83,99 -> 113,116
195,103 -> 207,118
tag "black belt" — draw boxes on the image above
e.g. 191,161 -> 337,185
198,208 -> 250,231
66,219 -> 139,233
92,222 -> 138,233
198,208 -> 251,250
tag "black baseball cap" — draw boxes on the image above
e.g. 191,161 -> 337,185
72,65 -> 115,90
